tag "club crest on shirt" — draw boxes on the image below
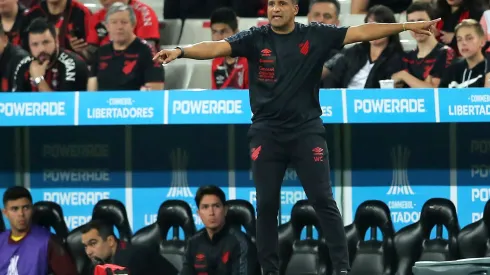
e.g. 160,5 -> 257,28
7,255 -> 19,275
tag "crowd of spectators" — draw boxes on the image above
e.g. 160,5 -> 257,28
0,0 -> 163,92
2,0 -> 490,92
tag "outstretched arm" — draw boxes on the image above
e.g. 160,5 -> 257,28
153,40 -> 232,64
343,19 -> 440,45
177,41 -> 232,60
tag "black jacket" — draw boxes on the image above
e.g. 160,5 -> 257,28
323,42 -> 404,89
0,43 -> 29,92
180,225 -> 258,275
85,241 -> 168,275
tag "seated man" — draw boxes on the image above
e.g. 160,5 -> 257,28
87,0 -> 160,51
180,185 -> 258,275
0,186 -> 77,275
12,17 -> 89,92
88,2 -> 164,91
210,7 -> 248,90
81,219 -> 167,275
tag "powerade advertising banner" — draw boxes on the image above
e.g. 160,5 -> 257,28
319,89 -> 344,123
345,88 -> 436,123
131,125 -> 229,233
438,89 -> 490,123
456,123 -> 490,227
0,92 -> 75,126
78,92 -> 165,125
234,124 -> 338,238
168,90 -> 253,124
0,128 -> 16,229
350,124 -> 451,235
28,126 -> 126,230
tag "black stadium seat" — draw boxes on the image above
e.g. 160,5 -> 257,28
226,199 -> 256,242
32,201 -> 69,241
67,226 -> 92,275
132,200 -> 196,275
394,198 -> 460,275
279,200 -> 331,275
345,200 -> 396,275
92,199 -> 132,243
458,199 -> 490,258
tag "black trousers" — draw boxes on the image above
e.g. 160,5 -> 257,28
249,132 -> 349,274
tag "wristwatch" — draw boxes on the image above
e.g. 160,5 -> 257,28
31,76 -> 45,86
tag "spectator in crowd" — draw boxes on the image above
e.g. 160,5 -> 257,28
88,3 -> 163,91
0,0 -> 26,45
392,2 -> 455,88
435,0 -> 487,55
164,0 -> 263,19
210,7 -> 248,90
351,0 -> 412,14
440,19 -> 490,88
87,0 -> 159,51
0,186 -> 78,275
180,185 -> 258,275
0,22 -> 29,92
324,5 -> 404,89
308,0 -> 340,25
22,0 -> 93,59
479,10 -> 490,52
306,0 -> 342,80
81,219 -> 167,275
12,18 -> 89,92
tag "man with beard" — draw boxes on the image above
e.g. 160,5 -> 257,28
12,17 -> 88,92
0,22 -> 29,92
0,186 -> 78,274
81,219 -> 169,275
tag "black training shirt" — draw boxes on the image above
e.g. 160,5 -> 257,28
12,49 -> 89,92
439,58 -> 489,88
402,43 -> 455,84
90,38 -> 165,91
180,225 -> 257,275
225,22 -> 348,133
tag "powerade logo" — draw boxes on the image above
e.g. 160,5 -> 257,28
168,90 -> 252,124
172,99 -> 243,115
0,93 -> 74,126
346,88 -> 435,123
439,88 -> 490,122
0,101 -> 66,117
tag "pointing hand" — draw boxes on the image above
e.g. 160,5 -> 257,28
152,48 -> 182,65
405,18 -> 441,36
